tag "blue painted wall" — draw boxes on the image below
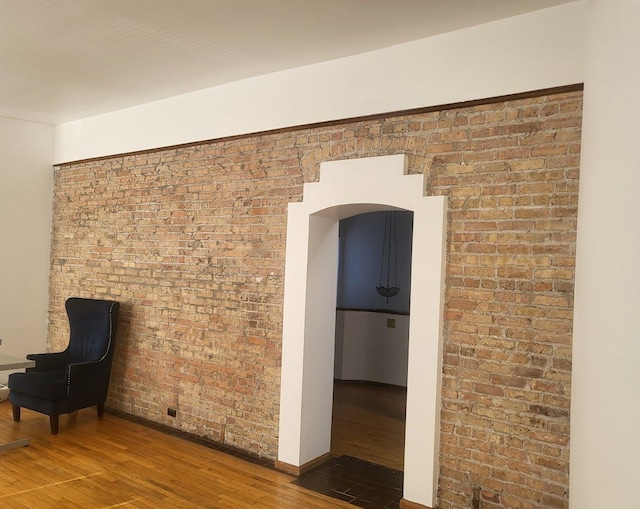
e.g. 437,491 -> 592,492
337,211 -> 413,314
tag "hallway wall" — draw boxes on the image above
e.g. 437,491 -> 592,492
334,310 -> 410,387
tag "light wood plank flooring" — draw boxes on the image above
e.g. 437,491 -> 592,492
0,401 -> 353,508
0,383 -> 405,508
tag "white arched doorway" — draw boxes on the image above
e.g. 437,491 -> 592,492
277,154 -> 447,508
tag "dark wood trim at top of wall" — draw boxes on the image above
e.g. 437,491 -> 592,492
337,307 -> 410,317
58,83 -> 584,167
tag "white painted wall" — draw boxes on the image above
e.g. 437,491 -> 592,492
570,1 -> 640,507
0,117 -> 53,382
53,2 -> 587,164
335,310 -> 410,387
300,215 -> 340,463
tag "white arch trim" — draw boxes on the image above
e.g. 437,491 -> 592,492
277,154 -> 447,507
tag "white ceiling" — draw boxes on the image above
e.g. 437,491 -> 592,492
0,0 -> 574,125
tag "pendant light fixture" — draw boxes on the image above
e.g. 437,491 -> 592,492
376,211 -> 400,303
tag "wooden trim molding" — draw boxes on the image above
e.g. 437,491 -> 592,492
336,307 -> 410,316
275,452 -> 333,477
400,498 -> 434,509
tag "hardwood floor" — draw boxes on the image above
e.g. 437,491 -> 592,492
0,401 -> 353,508
0,383 -> 405,508
331,382 -> 406,471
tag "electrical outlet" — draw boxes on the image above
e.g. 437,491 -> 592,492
167,408 -> 177,417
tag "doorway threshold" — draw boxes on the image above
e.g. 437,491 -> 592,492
292,455 -> 403,509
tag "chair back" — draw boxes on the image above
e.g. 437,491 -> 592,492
65,298 -> 120,364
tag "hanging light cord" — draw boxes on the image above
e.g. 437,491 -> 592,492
379,211 -> 390,295
377,211 -> 399,303
392,211 -> 398,294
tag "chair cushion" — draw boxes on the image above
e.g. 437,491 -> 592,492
8,370 -> 68,401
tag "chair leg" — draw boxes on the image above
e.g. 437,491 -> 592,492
12,404 -> 20,422
50,415 -> 59,435
97,402 -> 105,418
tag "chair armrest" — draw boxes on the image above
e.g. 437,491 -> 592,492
26,352 -> 68,372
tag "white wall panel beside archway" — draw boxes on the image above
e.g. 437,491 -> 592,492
277,154 -> 447,508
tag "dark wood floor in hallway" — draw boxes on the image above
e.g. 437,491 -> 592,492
293,382 -> 407,508
331,381 -> 407,472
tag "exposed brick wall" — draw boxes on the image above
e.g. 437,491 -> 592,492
50,89 -> 581,509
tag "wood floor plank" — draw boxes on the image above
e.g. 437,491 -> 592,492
0,401 -> 353,508
0,384 -> 404,507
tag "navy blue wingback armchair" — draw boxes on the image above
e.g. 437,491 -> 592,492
8,297 -> 120,434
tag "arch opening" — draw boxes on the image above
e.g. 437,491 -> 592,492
277,154 -> 447,507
